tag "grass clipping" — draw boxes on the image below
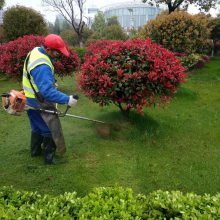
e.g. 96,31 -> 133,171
95,123 -> 111,138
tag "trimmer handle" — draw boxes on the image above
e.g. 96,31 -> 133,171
61,93 -> 79,117
73,93 -> 79,100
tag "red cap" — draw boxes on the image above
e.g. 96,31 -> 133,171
44,34 -> 69,57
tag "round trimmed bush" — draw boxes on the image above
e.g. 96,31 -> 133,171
78,38 -> 186,114
140,11 -> 211,54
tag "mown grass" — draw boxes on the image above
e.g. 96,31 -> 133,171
0,57 -> 219,196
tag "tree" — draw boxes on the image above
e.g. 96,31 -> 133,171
43,0 -> 86,47
91,11 -> 106,39
142,0 -> 219,14
107,16 -> 120,26
61,26 -> 93,46
54,17 -> 61,34
3,6 -> 48,41
210,17 -> 220,40
0,0 -> 4,10
105,25 -> 127,40
47,22 -> 55,34
91,13 -> 127,41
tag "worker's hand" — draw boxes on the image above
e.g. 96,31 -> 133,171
68,95 -> 78,106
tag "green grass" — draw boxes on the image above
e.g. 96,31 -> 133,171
0,57 -> 220,196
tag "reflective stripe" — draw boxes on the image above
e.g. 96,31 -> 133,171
27,58 -> 53,73
23,85 -> 35,93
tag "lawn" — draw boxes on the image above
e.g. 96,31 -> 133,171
0,57 -> 219,197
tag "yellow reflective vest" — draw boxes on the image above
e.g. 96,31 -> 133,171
22,47 -> 54,98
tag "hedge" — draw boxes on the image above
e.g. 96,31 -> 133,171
1,186 -> 220,219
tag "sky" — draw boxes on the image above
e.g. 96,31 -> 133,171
5,0 -> 220,23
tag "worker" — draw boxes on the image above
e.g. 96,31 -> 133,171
22,34 -> 78,164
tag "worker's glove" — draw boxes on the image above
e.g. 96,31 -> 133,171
68,95 -> 78,106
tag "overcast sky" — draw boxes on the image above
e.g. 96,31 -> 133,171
5,0 -> 220,23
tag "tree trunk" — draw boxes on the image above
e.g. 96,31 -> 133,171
118,102 -> 130,118
78,34 -> 84,48
79,40 -> 84,48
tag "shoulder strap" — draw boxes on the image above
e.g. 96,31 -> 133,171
25,53 -> 44,103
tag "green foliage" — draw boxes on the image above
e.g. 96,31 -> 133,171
91,12 -> 127,40
54,17 -> 72,35
0,0 -> 4,10
73,47 -> 86,63
177,53 -> 210,70
61,26 -> 93,47
54,17 -> 61,35
61,29 -> 78,46
210,17 -> 220,40
140,11 -> 211,54
47,22 -> 55,34
104,25 -> 128,40
1,186 -> 220,219
91,11 -> 106,39
107,16 -> 120,26
0,25 -> 6,44
144,190 -> 220,219
128,28 -> 139,39
3,6 -> 48,41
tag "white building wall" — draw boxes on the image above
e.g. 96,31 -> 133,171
102,2 -> 161,30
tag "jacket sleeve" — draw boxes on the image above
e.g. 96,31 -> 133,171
30,64 -> 70,104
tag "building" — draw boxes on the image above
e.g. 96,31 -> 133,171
86,6 -> 99,28
0,10 -> 3,25
102,2 -> 161,30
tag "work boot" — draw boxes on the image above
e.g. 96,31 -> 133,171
31,132 -> 44,157
44,137 -> 56,165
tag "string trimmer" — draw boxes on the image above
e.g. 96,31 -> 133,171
1,90 -> 111,137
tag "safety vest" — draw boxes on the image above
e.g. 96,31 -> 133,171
22,47 -> 54,98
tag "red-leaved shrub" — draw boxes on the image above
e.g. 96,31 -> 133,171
85,40 -> 122,60
0,35 -> 80,79
78,38 -> 186,114
54,49 -> 80,77
0,35 -> 44,78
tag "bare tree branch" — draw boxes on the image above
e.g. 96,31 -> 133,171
42,0 -> 87,47
142,0 -> 219,13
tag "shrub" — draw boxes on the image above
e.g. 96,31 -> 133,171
1,186 -> 220,219
104,24 -> 128,40
85,39 -> 122,60
0,35 -> 44,78
3,6 -> 48,41
0,35 -> 80,79
210,17 -> 220,41
73,47 -> 87,63
78,38 -> 186,114
54,49 -> 80,77
0,26 -> 7,44
175,53 -> 211,70
60,27 -> 93,47
140,11 -> 211,54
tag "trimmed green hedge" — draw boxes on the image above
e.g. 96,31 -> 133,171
1,186 -> 220,219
